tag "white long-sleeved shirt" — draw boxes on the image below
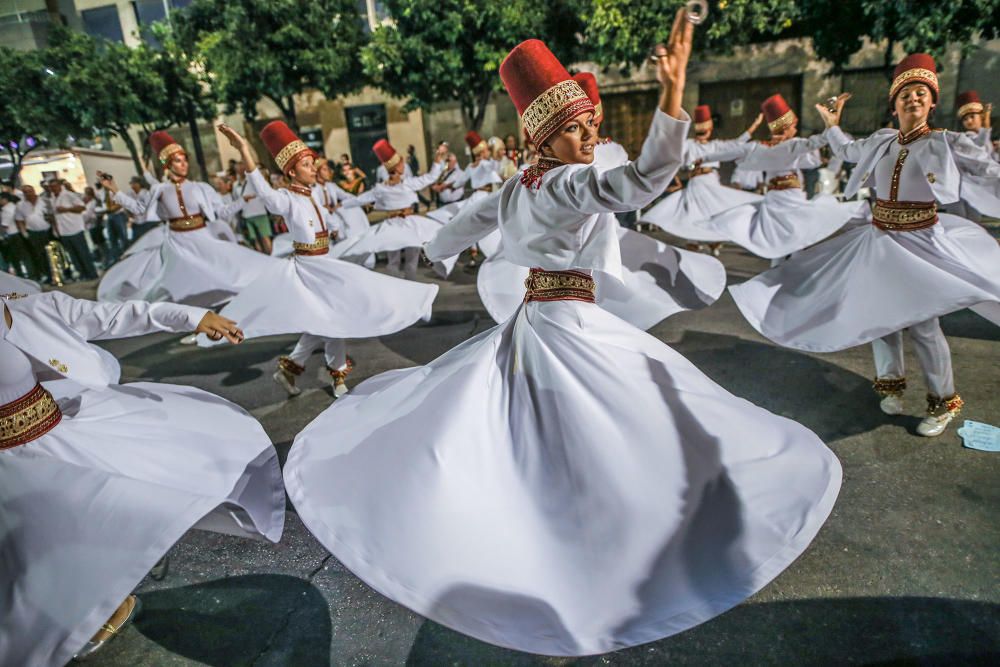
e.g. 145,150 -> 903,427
246,170 -> 340,243
114,178 -> 244,223
426,109 -> 690,281
376,163 -> 414,183
682,132 -> 752,169
436,166 -> 468,204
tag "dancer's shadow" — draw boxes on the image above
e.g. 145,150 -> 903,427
101,574 -> 332,667
940,309 -> 1000,342
670,331 -> 915,442
405,596 -> 1000,665
379,310 -> 491,366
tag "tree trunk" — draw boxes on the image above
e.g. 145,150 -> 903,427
187,101 -> 209,180
285,96 -> 299,133
470,87 -> 493,132
116,127 -> 144,175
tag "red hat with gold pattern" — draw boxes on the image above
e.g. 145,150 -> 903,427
761,94 -> 796,133
889,54 -> 938,104
465,131 -> 488,155
955,90 -> 984,118
149,130 -> 185,165
694,104 -> 713,132
500,39 -> 594,147
571,72 -> 602,123
373,138 -> 401,168
260,120 -> 314,174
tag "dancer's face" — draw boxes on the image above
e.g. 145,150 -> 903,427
695,128 -> 712,142
167,152 -> 189,180
894,83 -> 934,126
290,155 -> 317,186
770,119 -> 798,142
961,112 -> 983,131
317,162 -> 333,182
541,112 -> 597,165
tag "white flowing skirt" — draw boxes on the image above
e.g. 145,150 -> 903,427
329,214 -> 444,259
729,213 -> 1000,352
0,382 -> 284,667
427,192 -> 503,259
959,175 -> 1000,218
641,172 -> 762,242
0,273 -> 41,295
704,188 -> 864,259
285,296 -> 841,656
122,220 -> 236,258
198,253 -> 437,345
97,227 -> 278,307
478,228 -> 726,329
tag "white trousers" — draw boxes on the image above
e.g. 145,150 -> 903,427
288,334 -> 348,371
871,317 -> 954,397
387,247 -> 421,280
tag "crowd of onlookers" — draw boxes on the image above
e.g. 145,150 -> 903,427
0,133 -> 541,283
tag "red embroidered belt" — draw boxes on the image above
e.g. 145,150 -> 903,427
168,214 -> 206,232
523,268 -> 596,304
1,383 -> 62,450
871,199 -> 938,231
767,174 -> 801,190
293,230 -> 330,256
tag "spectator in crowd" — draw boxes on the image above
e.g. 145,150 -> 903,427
233,160 -> 274,254
14,184 -> 51,279
338,157 -> 367,194
49,178 -> 98,280
0,191 -> 31,277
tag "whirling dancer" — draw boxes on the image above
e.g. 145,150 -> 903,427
0,291 -> 284,667
474,69 -> 726,328
203,122 -> 437,399
97,131 -> 276,307
701,94 -> 863,261
314,157 -> 370,240
329,139 -> 449,280
284,15 -> 840,656
730,54 -> 1000,438
641,103 -> 764,254
949,90 -> 1000,220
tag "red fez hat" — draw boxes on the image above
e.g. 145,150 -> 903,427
762,94 -> 796,133
149,131 -> 185,165
500,39 -> 594,146
373,138 -> 401,169
890,54 -> 938,104
956,90 -> 983,118
694,104 -> 712,132
572,72 -> 602,123
260,120 -> 313,174
465,131 -> 488,155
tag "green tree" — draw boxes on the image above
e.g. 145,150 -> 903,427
583,0 -> 799,72
39,27 -> 168,175
800,0 -> 1000,73
360,0 -> 587,131
174,0 -> 369,131
0,45 -> 99,186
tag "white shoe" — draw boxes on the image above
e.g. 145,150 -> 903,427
179,333 -> 198,345
273,370 -> 301,397
332,378 -> 349,398
879,395 -> 905,415
916,413 -> 954,437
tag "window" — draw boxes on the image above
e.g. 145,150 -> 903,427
81,5 -> 125,43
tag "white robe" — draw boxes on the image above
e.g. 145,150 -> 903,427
284,108 -> 841,656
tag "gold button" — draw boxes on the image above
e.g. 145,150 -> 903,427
926,172 -> 936,183
48,358 -> 68,373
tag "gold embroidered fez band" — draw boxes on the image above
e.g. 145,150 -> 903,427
521,80 -> 592,145
274,140 -> 311,172
767,110 -> 795,133
871,200 -> 938,231
690,166 -> 716,178
957,102 -> 984,118
890,68 -> 939,102
523,268 -> 596,304
1,383 -> 62,449
168,214 -> 206,232
293,230 -> 330,256
767,174 -> 801,190
382,153 -> 401,169
159,143 -> 185,165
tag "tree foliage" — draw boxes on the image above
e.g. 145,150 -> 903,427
174,0 -> 369,130
800,0 -> 1000,72
360,0 -> 587,131
583,0 -> 799,72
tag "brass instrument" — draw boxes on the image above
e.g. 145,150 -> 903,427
45,240 -> 73,287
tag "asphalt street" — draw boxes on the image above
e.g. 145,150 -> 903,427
58,234 -> 1000,666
